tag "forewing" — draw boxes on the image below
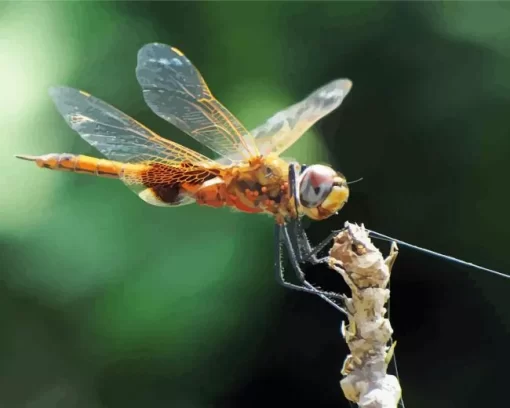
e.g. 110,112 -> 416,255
248,79 -> 352,157
49,86 -> 217,205
136,43 -> 259,162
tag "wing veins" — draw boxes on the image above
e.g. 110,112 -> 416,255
136,43 -> 259,161
75,120 -> 203,164
199,98 -> 253,153
179,97 -> 250,157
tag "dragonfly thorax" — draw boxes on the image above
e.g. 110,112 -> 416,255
229,154 -> 292,214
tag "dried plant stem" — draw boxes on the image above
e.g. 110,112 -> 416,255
328,222 -> 402,408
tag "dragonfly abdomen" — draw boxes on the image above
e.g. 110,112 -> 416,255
15,153 -> 124,178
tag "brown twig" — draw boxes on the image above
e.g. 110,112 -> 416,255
328,222 -> 402,408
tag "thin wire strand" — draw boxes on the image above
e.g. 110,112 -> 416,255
368,229 -> 508,279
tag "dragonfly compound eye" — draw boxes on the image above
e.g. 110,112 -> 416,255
298,164 -> 349,220
299,165 -> 336,208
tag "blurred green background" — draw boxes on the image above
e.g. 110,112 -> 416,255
1,2 -> 510,407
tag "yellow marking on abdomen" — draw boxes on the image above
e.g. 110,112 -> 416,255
15,153 -> 145,179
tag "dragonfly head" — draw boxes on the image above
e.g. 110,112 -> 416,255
297,164 -> 349,220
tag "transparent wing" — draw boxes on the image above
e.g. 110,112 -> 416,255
136,43 -> 259,162
246,79 -> 352,158
49,86 -> 220,206
49,86 -> 214,166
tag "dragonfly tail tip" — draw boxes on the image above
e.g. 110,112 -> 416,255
15,154 -> 37,162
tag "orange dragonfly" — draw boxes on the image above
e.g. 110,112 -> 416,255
17,43 -> 352,304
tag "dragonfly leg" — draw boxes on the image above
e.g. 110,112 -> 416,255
287,162 -> 314,262
274,223 -> 318,294
275,224 -> 348,314
275,223 -> 348,314
297,226 -> 344,264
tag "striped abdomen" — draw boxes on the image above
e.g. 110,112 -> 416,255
16,152 -> 225,208
15,153 -> 134,178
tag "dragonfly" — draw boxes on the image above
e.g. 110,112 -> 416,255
16,42 -> 353,303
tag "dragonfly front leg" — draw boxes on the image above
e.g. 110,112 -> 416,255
287,162 -> 314,263
293,223 -> 344,264
275,223 -> 347,314
274,223 -> 347,314
273,223 -> 320,295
